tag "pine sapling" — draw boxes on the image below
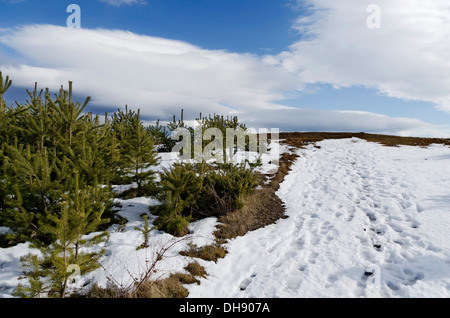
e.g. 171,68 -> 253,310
135,214 -> 155,250
0,71 -> 12,105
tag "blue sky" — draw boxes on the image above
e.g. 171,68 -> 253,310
1,0 -> 449,136
0,0 -> 299,53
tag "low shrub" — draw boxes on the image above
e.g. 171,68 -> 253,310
154,213 -> 192,237
152,161 -> 259,236
196,163 -> 259,218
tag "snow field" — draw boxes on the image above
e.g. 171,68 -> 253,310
186,138 -> 450,297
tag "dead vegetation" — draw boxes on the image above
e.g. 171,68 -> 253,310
85,272 -> 199,298
185,261 -> 208,278
180,243 -> 228,263
213,151 -> 298,243
278,132 -> 450,148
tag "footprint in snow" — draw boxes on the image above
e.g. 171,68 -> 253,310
387,281 -> 400,291
239,274 -> 256,291
327,274 -> 338,283
401,201 -> 413,210
368,227 -> 385,236
308,252 -> 319,264
325,275 -> 339,288
409,220 -> 420,229
320,221 -> 332,234
310,235 -> 321,246
401,193 -> 411,200
416,203 -> 425,213
403,269 -> 425,286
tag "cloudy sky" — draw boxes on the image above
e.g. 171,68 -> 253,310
1,0 -> 450,136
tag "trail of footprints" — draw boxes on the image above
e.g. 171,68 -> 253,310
351,158 -> 430,296
237,146 -> 439,296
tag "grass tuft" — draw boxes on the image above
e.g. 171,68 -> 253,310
185,262 -> 208,278
180,244 -> 227,263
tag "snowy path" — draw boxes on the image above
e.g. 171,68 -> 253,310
187,138 -> 450,298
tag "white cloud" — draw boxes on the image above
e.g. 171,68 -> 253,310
99,0 -> 147,6
240,108 -> 450,138
275,0 -> 450,111
0,25 -> 298,118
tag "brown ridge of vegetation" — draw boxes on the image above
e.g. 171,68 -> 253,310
278,132 -> 450,148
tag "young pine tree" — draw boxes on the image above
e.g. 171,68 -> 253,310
152,163 -> 205,236
16,174 -> 109,298
112,107 -> 159,195
0,71 -> 12,105
3,144 -> 62,243
134,214 -> 155,250
130,109 -> 159,192
21,84 -> 53,153
46,82 -> 90,149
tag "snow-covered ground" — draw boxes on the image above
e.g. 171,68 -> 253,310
1,137 -> 449,298
187,138 -> 450,298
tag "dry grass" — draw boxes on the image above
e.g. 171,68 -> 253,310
83,273 -> 200,298
214,188 -> 285,243
180,244 -> 227,263
81,284 -> 129,298
185,261 -> 208,278
278,132 -> 450,148
131,273 -> 199,298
